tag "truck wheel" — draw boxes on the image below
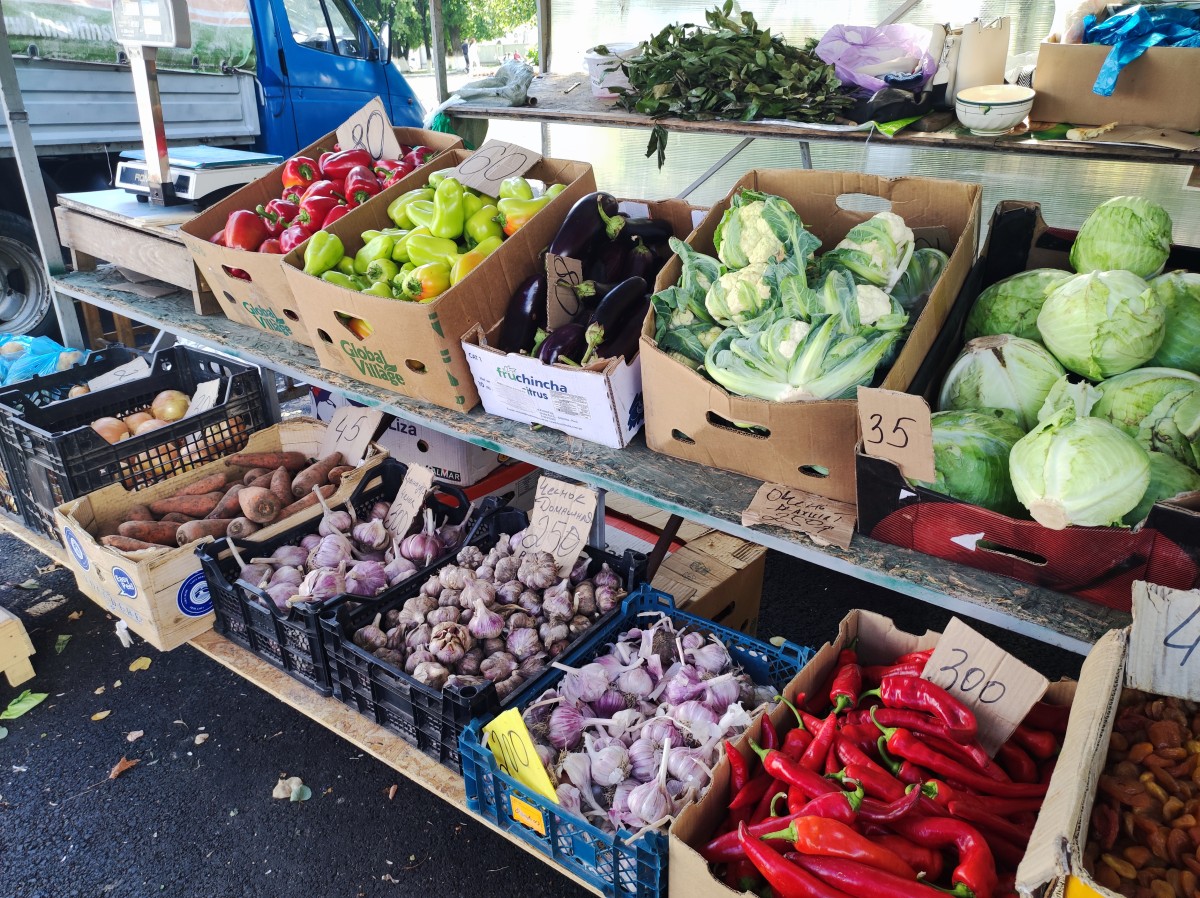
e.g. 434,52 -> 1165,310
0,210 -> 55,336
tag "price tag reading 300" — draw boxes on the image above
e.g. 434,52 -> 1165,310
521,476 -> 597,576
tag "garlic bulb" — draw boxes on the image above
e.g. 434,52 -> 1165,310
404,648 -> 434,674
405,623 -> 432,651
481,636 -> 506,656
429,621 -> 474,667
456,545 -> 484,569
461,577 -> 495,607
308,533 -> 353,570
518,551 -> 558,590
438,564 -> 473,591
345,560 -> 387,597
494,555 -> 520,584
351,518 -> 390,551
270,545 -> 310,568
458,646 -> 484,676
574,582 -> 596,616
397,595 -> 436,628
353,612 -> 387,650
425,606 -> 461,626
495,579 -> 523,604
412,660 -> 449,689
420,576 -> 442,598
481,652 -> 517,682
495,672 -> 524,701
468,598 -> 504,640
270,565 -> 303,587
506,627 -> 541,660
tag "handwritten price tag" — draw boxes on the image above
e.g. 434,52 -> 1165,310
384,464 -> 435,538
87,357 -> 150,392
483,708 -> 559,805
740,483 -> 855,550
318,405 -> 383,465
446,140 -> 541,196
922,617 -> 1049,755
520,476 -> 597,576
1127,581 -> 1200,701
857,387 -> 935,483
335,96 -> 401,161
545,252 -> 585,331
181,379 -> 221,420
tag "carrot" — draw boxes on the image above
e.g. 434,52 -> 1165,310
278,483 -> 335,519
248,471 -> 274,489
101,535 -> 166,552
238,486 -> 280,524
117,520 -> 180,546
126,504 -> 154,522
327,465 -> 354,485
206,483 -> 244,520
226,517 -> 261,539
160,512 -> 195,524
292,452 -> 343,498
174,472 -> 231,497
225,451 -> 308,472
177,519 -> 233,545
269,466 -> 292,509
148,492 -> 222,518
242,467 -> 270,485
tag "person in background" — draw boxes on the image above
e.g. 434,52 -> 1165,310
468,37 -> 477,72
462,38 -> 471,73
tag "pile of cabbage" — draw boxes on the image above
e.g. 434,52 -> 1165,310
651,189 -> 948,401
926,196 -> 1200,530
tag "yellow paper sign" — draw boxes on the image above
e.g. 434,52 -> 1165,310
483,708 -> 559,804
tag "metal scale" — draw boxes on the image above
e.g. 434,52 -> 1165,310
109,0 -> 279,205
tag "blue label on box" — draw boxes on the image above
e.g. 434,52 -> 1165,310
111,567 -> 137,598
64,527 -> 89,571
177,570 -> 212,617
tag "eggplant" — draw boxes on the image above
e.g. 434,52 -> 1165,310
596,295 -> 651,364
585,240 -> 630,283
571,279 -> 617,304
619,217 -> 673,245
496,272 -> 547,354
537,322 -> 587,365
580,276 -> 648,364
546,192 -> 622,260
625,237 -> 664,284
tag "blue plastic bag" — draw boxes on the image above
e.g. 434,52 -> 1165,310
0,334 -> 89,385
1084,6 -> 1200,96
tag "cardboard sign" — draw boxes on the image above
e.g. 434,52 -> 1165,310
87,357 -> 150,392
520,476 -> 597,575
384,464 -> 435,538
857,387 -> 935,483
922,617 -> 1049,755
335,96 -> 402,162
545,252 -> 586,330
446,140 -> 540,196
483,708 -> 559,804
1127,581 -> 1200,701
318,405 -> 384,465
181,380 -> 221,420
740,483 -> 855,550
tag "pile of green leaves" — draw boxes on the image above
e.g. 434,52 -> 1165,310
614,2 -> 853,166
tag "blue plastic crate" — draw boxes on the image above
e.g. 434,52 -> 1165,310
459,584 -> 814,898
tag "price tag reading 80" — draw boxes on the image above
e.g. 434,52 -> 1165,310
335,96 -> 401,161
449,140 -> 541,195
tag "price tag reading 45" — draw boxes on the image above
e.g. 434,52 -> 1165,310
1127,581 -> 1200,701
318,405 -> 384,465
483,708 -> 559,806
856,387 -> 935,483
520,476 -> 597,577
922,617 -> 1049,756
447,140 -> 541,196
384,464 -> 435,538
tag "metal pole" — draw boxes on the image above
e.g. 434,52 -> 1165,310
429,0 -> 448,103
675,137 -> 754,200
125,44 -> 175,205
879,0 -> 922,26
536,0 -> 551,74
0,7 -> 83,346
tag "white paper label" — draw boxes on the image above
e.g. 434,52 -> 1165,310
384,464 -> 435,538
519,476 -> 597,576
1127,581 -> 1200,701
182,380 -> 221,420
87,358 -> 150,392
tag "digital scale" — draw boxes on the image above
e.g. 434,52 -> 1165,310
114,146 -> 283,206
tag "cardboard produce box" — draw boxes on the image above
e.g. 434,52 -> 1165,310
857,202 -> 1200,612
180,126 -> 461,346
1032,42 -> 1200,132
283,148 -> 596,411
54,419 -> 385,651
462,198 -> 706,449
641,170 -> 981,504
462,460 -> 539,512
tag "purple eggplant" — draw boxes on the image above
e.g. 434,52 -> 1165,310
619,218 -> 673,245
626,237 -> 664,285
586,239 -> 630,283
571,279 -> 617,304
547,192 -> 623,260
496,272 -> 547,354
596,295 -> 651,364
537,322 -> 587,365
580,276 -> 648,364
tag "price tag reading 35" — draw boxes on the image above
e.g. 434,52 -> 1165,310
520,476 -> 597,576
384,464 -> 435,538
1127,582 -> 1200,701
318,405 -> 383,465
446,140 -> 541,196
856,386 -> 935,483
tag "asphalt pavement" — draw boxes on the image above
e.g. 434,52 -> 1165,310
0,533 -> 1083,898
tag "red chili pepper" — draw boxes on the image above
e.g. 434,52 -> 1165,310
838,723 -> 884,755
320,147 -> 375,181
1022,700 -> 1069,735
783,727 -> 814,761
704,784 -> 864,864
751,777 -> 784,823
787,853 -> 947,898
922,731 -> 1010,783
824,738 -> 843,775
948,800 -> 1035,846
861,661 -> 927,687
726,739 -> 750,795
729,770 -> 774,811
751,742 -> 840,800
800,714 -> 838,772
858,787 -> 922,824
256,199 -> 298,237
831,764 -> 905,802
853,709 -> 999,778
223,209 -> 269,251
322,204 -> 352,229
835,734 -> 890,778
807,643 -> 858,713
344,164 -> 382,207
278,224 -> 308,254
995,740 -> 1039,784
258,237 -> 283,254
779,693 -> 825,733
894,649 -> 934,666
1010,724 -> 1059,760
725,858 -> 761,892
868,833 -> 944,881
830,662 -> 862,714
402,145 -> 435,169
227,268 -> 250,281
738,823 -> 856,898
763,816 -> 916,879
761,714 -> 780,752
281,155 -> 318,191
890,815 -> 998,898
296,195 -> 344,235
867,675 -> 977,743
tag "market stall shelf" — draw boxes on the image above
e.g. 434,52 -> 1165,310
48,265 -> 1131,652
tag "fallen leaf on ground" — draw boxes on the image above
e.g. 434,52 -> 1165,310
126,730 -> 143,743
91,710 -> 111,721
108,756 -> 140,779
0,727 -> 8,740
387,784 -> 398,800
94,687 -> 104,695
112,680 -> 121,688
67,610 -> 82,621
55,634 -> 71,654
194,733 -> 208,745
272,775 -> 311,802
1,690 -> 48,720
36,563 -> 59,575
14,579 -> 37,589
128,657 -> 151,672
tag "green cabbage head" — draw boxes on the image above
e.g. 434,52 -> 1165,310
1093,367 -> 1200,435
964,269 -> 1074,342
1147,272 -> 1200,375
1070,195 -> 1173,278
1122,451 -> 1200,526
1009,407 -> 1151,529
891,248 -> 950,311
911,409 -> 1027,516
1036,270 -> 1164,379
938,334 -> 1065,430
1038,375 -> 1101,422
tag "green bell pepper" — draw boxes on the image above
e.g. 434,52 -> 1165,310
405,200 -> 436,232
426,171 -> 447,188
406,233 -> 461,268
386,188 -> 434,229
544,183 -> 567,200
462,193 -> 484,220
365,257 -> 400,284
320,270 -> 362,291
354,234 -> 397,275
498,177 -> 534,201
335,255 -> 357,277
464,205 -> 503,247
472,235 -> 503,258
391,227 -> 430,264
473,191 -> 497,207
302,230 -> 344,277
430,178 -> 465,240
361,279 -> 397,298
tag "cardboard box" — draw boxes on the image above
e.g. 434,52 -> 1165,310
54,419 -> 384,651
179,126 -> 462,346
309,386 -> 502,486
283,148 -> 596,411
462,199 -> 706,449
857,201 -> 1200,612
641,170 -> 982,504
670,609 -> 1076,898
1032,42 -> 1200,132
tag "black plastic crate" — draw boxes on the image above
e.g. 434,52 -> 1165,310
0,345 -> 270,538
196,458 -> 473,695
321,524 -> 647,773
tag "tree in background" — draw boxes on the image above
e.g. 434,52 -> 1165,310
355,0 -> 534,57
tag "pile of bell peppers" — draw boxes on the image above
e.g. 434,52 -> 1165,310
703,641 -> 1069,898
208,143 -> 437,261
299,173 -> 564,302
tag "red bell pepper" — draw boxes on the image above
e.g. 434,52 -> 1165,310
320,148 -> 374,181
210,228 -> 226,246
278,224 -> 308,254
344,164 -> 382,207
317,150 -> 337,177
738,824 -> 856,898
296,195 -> 344,235
322,204 -> 352,229
402,145 -> 435,168
281,155 -> 318,191
300,179 -> 344,203
258,238 -> 283,254
379,160 -> 415,188
256,199 -> 298,237
223,209 -> 269,251
374,157 -> 405,176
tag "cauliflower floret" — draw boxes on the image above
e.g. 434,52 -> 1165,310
705,263 -> 772,326
856,285 -> 893,327
776,320 -> 812,360
718,202 -> 784,268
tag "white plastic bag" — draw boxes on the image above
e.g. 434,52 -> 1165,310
1046,0 -> 1109,43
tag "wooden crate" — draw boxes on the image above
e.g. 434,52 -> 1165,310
0,607 -> 35,686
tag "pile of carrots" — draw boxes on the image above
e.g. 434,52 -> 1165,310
99,450 -> 351,552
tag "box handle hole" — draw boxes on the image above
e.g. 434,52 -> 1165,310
671,429 -> 695,445
977,540 -> 1048,567
222,291 -> 236,304
405,360 -> 427,374
798,465 -> 829,479
835,193 -> 892,215
283,309 -> 300,321
416,439 -> 429,452
706,411 -> 770,439
221,265 -> 252,282
317,329 -> 333,344
334,313 -> 374,341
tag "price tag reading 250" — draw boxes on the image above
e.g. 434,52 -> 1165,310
447,140 -> 541,196
856,386 -> 935,483
521,476 -> 597,576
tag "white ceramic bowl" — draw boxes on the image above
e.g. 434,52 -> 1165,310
955,85 -> 1036,136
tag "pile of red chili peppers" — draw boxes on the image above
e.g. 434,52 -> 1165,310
700,640 -> 1070,898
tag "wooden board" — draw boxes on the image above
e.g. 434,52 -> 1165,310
48,265 -> 1131,652
0,606 -> 36,687
188,630 -> 602,897
56,190 -> 199,234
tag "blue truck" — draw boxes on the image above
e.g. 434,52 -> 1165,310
0,0 -> 426,333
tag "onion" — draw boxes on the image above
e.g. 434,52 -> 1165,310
134,418 -> 171,435
68,384 -> 89,398
123,411 -> 153,432
151,389 -> 190,421
91,417 -> 129,444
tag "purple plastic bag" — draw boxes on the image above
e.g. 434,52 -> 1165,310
815,24 -> 937,94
